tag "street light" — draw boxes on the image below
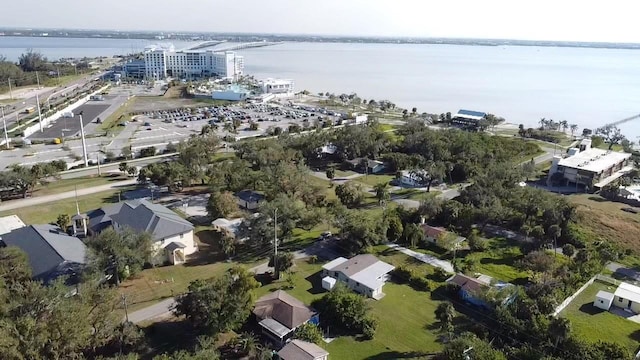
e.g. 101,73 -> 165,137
78,111 -> 89,167
1,106 -> 9,149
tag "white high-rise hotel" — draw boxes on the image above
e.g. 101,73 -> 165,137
144,44 -> 244,80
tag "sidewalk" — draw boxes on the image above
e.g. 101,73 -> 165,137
386,243 -> 454,273
0,179 -> 137,212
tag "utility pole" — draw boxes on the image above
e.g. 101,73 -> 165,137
1,106 -> 9,149
35,72 -> 43,132
121,294 -> 129,322
7,78 -> 12,100
78,112 -> 89,167
274,208 -> 278,279
96,154 -> 101,176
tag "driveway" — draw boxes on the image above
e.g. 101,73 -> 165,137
386,243 -> 454,273
126,298 -> 175,324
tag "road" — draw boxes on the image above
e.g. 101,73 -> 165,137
0,179 -> 137,212
0,72 -> 106,130
386,243 -> 454,273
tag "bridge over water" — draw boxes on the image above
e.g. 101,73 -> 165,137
602,113 -> 640,128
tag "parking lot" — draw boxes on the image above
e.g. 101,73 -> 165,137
29,95 -> 129,140
129,103 -> 348,147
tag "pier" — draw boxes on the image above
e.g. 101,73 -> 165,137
602,113 -> 640,128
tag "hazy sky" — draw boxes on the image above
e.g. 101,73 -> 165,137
2,0 -> 640,42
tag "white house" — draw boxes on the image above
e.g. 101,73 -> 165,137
594,290 -> 615,311
86,199 -> 196,265
613,282 -> 640,314
398,170 -> 427,187
321,254 -> 395,300
260,78 -> 295,94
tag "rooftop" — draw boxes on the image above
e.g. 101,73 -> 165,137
0,215 -> 25,235
0,224 -> 86,282
236,190 -> 265,203
324,254 -> 395,290
558,148 -> 631,173
614,282 -> 640,304
253,290 -> 316,329
278,340 -> 329,360
454,109 -> 487,120
596,290 -> 615,302
447,273 -> 489,295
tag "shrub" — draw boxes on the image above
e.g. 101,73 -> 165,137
392,266 -> 413,283
467,230 -> 487,251
409,276 -> 432,292
433,267 -> 451,282
562,243 -> 576,257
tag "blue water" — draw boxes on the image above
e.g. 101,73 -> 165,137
1,36 -> 639,138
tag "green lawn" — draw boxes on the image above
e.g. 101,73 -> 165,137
254,253 -> 444,359
0,188 -> 129,224
560,280 -> 640,353
334,169 -> 357,178
33,175 -> 127,196
356,174 -> 396,187
458,238 -> 528,284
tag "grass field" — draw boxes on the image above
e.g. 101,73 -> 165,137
254,251 -> 444,359
462,238 -> 528,284
0,188 -> 129,224
568,194 -> 640,252
356,174 -> 396,187
33,174 -> 127,196
560,280 -> 640,353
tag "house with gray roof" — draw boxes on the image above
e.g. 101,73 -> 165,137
321,254 -> 395,300
278,340 -> 329,360
0,224 -> 86,284
236,190 -> 265,210
86,199 -> 196,265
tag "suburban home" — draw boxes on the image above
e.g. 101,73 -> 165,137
0,214 -> 26,235
277,339 -> 329,360
614,282 -> 640,313
420,223 -> 466,247
86,199 -> 196,265
321,254 -> 395,300
0,224 -> 86,285
345,158 -> 386,174
236,190 -> 265,210
446,273 -> 515,309
253,290 -> 319,347
397,170 -> 427,188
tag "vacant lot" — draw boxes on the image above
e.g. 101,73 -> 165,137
568,194 -> 640,252
33,174 -> 127,196
560,280 -> 640,353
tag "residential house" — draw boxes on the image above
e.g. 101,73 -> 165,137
0,224 -> 86,285
397,170 -> 427,188
420,223 -> 466,247
594,290 -> 615,311
277,340 -> 329,360
345,158 -> 386,174
253,290 -> 319,347
321,254 -> 395,300
86,199 -> 196,265
446,273 -> 515,309
0,215 -> 25,235
613,282 -> 640,313
236,190 -> 265,210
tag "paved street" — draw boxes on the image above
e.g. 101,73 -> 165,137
127,298 -> 176,324
0,178 -> 137,212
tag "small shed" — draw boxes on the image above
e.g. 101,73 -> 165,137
322,276 -> 337,291
594,290 -> 615,310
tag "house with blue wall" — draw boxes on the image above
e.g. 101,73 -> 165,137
447,273 -> 516,309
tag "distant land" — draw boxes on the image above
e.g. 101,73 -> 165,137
2,27 -> 640,50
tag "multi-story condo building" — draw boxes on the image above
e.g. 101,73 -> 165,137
143,44 -> 244,80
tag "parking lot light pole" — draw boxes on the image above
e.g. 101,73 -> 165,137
78,112 -> 89,167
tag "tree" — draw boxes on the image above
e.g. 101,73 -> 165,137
548,317 -> 571,347
56,213 -> 71,232
325,167 -> 335,181
335,181 -> 365,208
294,323 -> 323,344
596,125 -> 626,150
207,191 -> 239,219
119,162 -> 130,174
562,243 -> 576,257
86,228 -> 153,283
218,232 -> 236,259
570,124 -> 578,138
434,302 -> 455,333
442,332 -> 507,360
174,266 -> 259,334
373,182 -> 390,205
0,246 -> 32,286
517,250 -> 555,273
268,252 -> 294,278
386,215 -> 403,242
18,49 -> 48,72
522,158 -> 536,181
402,223 -> 424,249
139,146 -> 156,157
312,284 -> 377,339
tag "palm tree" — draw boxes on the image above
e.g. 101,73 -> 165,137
548,317 -> 571,347
222,122 -> 233,133
570,124 -> 578,138
539,117 -> 547,130
434,302 -> 456,334
373,182 -> 390,205
548,224 -> 561,256
560,120 -> 568,133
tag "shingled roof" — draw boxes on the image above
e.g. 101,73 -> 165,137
0,224 -> 86,283
88,199 -> 193,241
278,340 -> 329,360
253,290 -> 316,329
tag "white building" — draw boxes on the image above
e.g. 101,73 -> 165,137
144,44 -> 244,80
321,254 -> 395,300
547,138 -> 632,189
260,78 -> 295,94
